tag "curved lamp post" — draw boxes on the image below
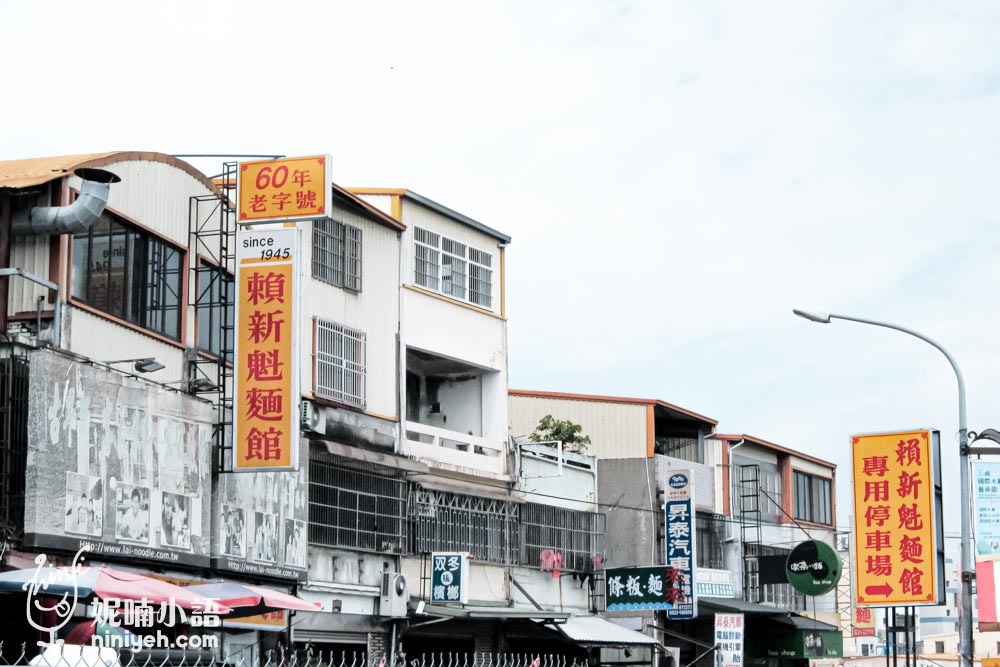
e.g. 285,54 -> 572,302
792,308 -> 972,667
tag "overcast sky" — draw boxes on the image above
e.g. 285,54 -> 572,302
5,1 -> 1000,531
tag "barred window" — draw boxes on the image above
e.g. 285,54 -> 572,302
521,502 -> 605,572
308,460 -> 407,552
696,512 -> 725,569
313,219 -> 362,291
409,487 -> 519,565
315,318 -> 366,409
468,247 -> 492,308
413,227 -> 493,309
745,544 -> 805,609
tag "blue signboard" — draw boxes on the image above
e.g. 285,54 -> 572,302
975,462 -> 1000,555
664,469 -> 697,619
431,552 -> 469,604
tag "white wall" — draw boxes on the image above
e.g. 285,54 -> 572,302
404,289 -> 508,445
398,198 -> 502,316
510,566 -> 591,613
400,557 -> 508,604
299,206 -> 401,418
517,444 -> 597,511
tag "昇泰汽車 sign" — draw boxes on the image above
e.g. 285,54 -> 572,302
664,470 -> 697,619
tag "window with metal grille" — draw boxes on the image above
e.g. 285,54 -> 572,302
196,262 -> 234,362
71,211 -> 183,339
308,460 -> 407,552
696,513 -> 725,569
793,472 -> 832,525
521,502 -> 605,572
467,247 -> 492,308
0,352 -> 28,534
409,487 -> 519,565
744,544 -> 804,608
315,318 -> 366,409
413,227 -> 493,309
313,219 -> 362,291
414,227 -> 440,290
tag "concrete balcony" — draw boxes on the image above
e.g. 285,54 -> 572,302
403,421 -> 508,479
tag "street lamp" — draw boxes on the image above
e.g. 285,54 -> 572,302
792,308 -> 973,667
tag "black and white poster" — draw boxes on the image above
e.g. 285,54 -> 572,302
114,483 -> 149,543
222,505 -> 246,557
160,492 -> 191,549
284,519 -> 306,568
254,511 -> 278,563
65,472 -> 103,537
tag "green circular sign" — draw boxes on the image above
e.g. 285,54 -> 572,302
786,540 -> 841,596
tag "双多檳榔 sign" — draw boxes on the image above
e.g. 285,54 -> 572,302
431,552 -> 468,604
852,429 -> 944,607
234,226 -> 301,471
237,155 -> 331,224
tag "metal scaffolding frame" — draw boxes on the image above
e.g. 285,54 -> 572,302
187,162 -> 237,472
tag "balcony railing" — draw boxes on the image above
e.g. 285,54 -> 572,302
403,421 -> 506,476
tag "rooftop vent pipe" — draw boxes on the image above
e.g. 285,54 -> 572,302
13,167 -> 121,235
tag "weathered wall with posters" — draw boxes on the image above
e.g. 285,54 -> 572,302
22,349 -> 214,568
212,438 -> 309,581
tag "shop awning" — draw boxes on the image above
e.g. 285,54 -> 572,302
410,474 -> 524,504
555,616 -> 661,647
698,598 -> 839,631
322,440 -> 429,473
412,601 -> 568,621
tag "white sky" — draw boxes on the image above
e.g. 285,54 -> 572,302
5,1 -> 1000,532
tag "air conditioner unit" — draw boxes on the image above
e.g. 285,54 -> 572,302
380,572 -> 409,618
300,399 -> 326,434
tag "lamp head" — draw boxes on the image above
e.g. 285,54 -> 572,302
134,358 -> 165,373
793,308 -> 831,324
972,429 -> 1000,446
188,378 -> 218,393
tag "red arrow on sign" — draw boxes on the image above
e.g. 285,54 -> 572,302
865,583 -> 894,596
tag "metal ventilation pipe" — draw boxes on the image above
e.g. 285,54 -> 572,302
13,167 -> 121,235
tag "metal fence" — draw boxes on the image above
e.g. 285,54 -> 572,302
0,644 -> 585,667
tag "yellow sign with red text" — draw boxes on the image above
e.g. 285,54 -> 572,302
237,155 -> 331,224
234,226 -> 301,471
223,610 -> 287,631
852,429 -> 939,607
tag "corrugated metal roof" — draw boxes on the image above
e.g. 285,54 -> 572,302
710,433 -> 837,470
510,389 -> 718,427
345,187 -> 513,243
557,616 -> 659,646
0,152 -> 120,189
0,152 -> 219,193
